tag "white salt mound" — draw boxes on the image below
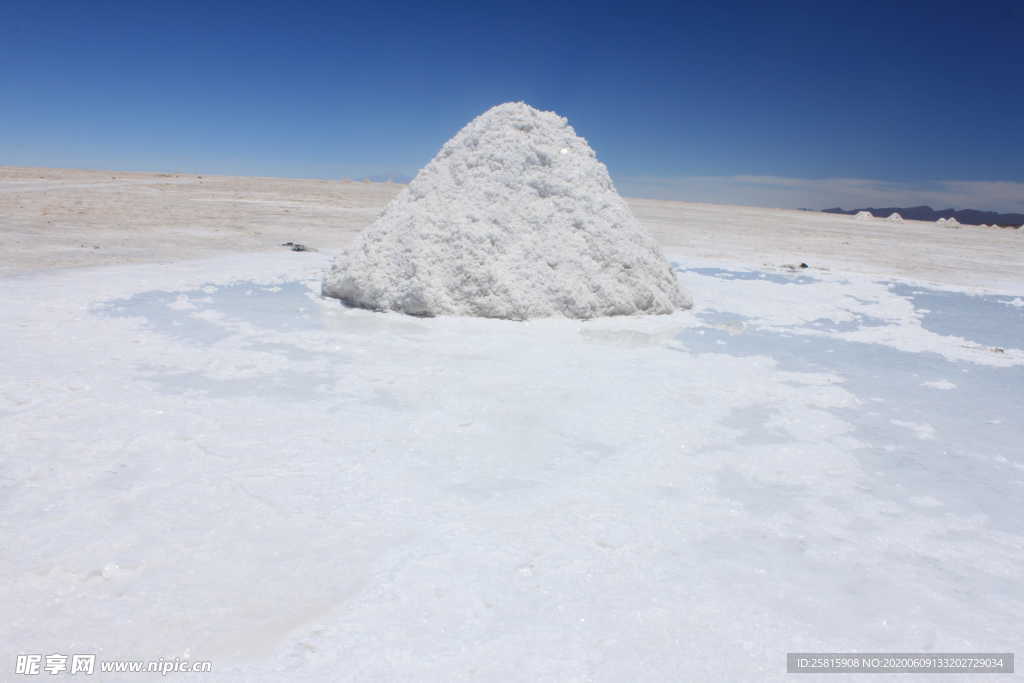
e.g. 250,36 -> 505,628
887,212 -> 904,223
855,210 -> 874,220
945,217 -> 961,226
323,102 -> 690,319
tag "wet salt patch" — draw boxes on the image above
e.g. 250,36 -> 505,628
922,379 -> 957,390
804,314 -> 891,333
10,260 -> 1024,677
95,281 -> 322,345
886,282 -> 1024,350
682,267 -> 1023,365
676,322 -> 1024,532
679,265 -> 819,285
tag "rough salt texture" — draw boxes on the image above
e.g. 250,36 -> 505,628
322,102 -> 691,319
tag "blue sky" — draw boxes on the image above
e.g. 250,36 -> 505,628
2,0 -> 1022,210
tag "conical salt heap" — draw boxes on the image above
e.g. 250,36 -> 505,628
323,102 -> 691,319
887,212 -> 904,223
855,210 -> 874,220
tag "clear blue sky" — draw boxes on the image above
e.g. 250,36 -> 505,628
2,0 -> 1022,209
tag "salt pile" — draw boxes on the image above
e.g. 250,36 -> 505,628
887,212 -> 904,223
323,102 -> 690,319
945,217 -> 961,227
855,210 -> 874,220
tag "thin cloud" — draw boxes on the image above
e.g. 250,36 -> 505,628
615,175 -> 1024,212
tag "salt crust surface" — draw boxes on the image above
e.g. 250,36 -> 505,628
323,102 -> 690,319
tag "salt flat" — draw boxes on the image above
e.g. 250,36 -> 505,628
1,167 -> 1022,681
0,166 -> 400,276
2,166 -> 1021,291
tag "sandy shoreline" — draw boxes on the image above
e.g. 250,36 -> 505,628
2,165 -> 1021,291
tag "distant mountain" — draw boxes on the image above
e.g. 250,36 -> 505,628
822,205 -> 1024,227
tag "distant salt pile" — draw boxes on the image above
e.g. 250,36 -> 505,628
887,212 -> 904,223
854,210 -> 874,220
945,217 -> 961,227
323,102 -> 691,319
